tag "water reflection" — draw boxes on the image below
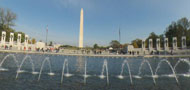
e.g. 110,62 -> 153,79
76,56 -> 85,73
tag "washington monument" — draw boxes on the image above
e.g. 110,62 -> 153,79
79,8 -> 83,48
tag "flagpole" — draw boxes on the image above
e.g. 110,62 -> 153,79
119,27 -> 121,43
46,25 -> 48,46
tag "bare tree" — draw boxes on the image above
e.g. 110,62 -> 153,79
0,8 -> 17,28
5,9 -> 16,28
0,8 -> 5,26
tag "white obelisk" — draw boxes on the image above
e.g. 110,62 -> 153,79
79,8 -> 83,48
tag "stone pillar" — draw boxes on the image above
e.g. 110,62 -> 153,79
141,40 -> 145,51
9,32 -> 14,46
156,38 -> 160,50
17,34 -> 21,50
149,39 -> 153,51
164,38 -> 169,51
141,40 -> 146,55
173,37 -> 177,50
181,36 -> 186,49
24,35 -> 29,50
79,8 -> 84,48
1,31 -> 6,47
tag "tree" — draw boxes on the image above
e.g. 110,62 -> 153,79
31,38 -> 36,44
165,17 -> 190,47
28,39 -> 31,44
159,34 -> 164,48
129,17 -> 190,49
20,32 -> 25,43
5,9 -> 17,28
93,43 -> 99,49
0,8 -> 5,26
146,32 -> 159,48
59,45 -> 78,50
99,46 -> 108,50
110,40 -> 120,49
131,39 -> 142,48
132,42 -> 138,48
177,17 -> 190,30
0,8 -> 23,42
0,8 -> 17,29
122,43 -> 130,49
49,41 -> 53,46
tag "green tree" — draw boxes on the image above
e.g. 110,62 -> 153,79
110,40 -> 120,49
122,43 -> 130,49
59,45 -> 78,50
93,43 -> 99,49
31,38 -> 36,44
0,8 -> 25,42
49,41 -> 53,46
131,39 -> 142,48
165,17 -> 190,47
159,34 -> 165,48
129,17 -> 190,49
28,39 -> 31,44
99,46 -> 107,50
20,32 -> 25,43
146,32 -> 159,48
132,42 -> 138,48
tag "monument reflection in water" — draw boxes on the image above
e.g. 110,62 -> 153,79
0,53 -> 189,90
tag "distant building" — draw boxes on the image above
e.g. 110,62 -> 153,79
35,42 -> 45,49
54,44 -> 61,48
126,45 -> 134,52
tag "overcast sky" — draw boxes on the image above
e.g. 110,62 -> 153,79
1,0 -> 190,46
